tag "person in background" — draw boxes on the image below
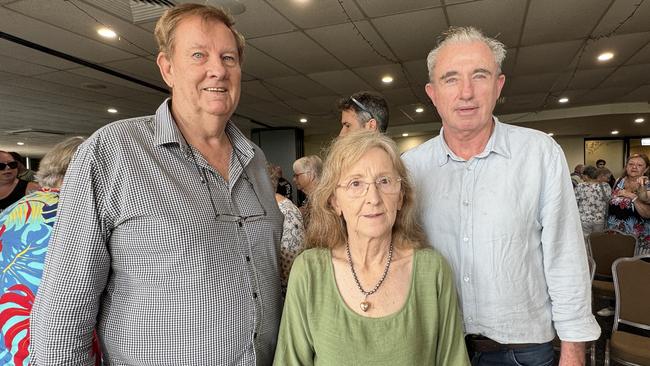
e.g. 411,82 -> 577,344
267,164 -> 305,295
274,131 -> 469,365
607,153 -> 650,255
274,164 -> 293,202
402,26 -> 599,365
293,155 -> 322,228
338,91 -> 389,136
571,164 -> 584,187
30,4 -> 284,365
596,159 -> 616,188
574,165 -> 611,239
0,137 -> 101,366
9,152 -> 36,182
0,151 -> 39,211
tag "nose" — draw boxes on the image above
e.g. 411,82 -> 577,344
364,182 -> 381,204
207,57 -> 228,79
459,77 -> 474,100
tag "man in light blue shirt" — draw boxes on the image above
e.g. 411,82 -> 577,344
403,26 -> 600,365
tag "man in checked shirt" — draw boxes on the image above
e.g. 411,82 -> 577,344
30,4 -> 284,365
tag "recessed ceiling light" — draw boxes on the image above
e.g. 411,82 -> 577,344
635,117 -> 645,123
299,118 -> 308,123
547,132 -> 554,137
97,27 -> 117,39
611,130 -> 619,135
402,133 -> 409,137
17,142 -> 25,146
381,75 -> 393,84
107,108 -> 118,113
415,107 -> 424,113
558,97 -> 569,103
597,52 -> 614,62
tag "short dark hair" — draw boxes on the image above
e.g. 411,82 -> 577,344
582,165 -> 598,180
596,159 -> 606,165
9,152 -> 25,165
337,91 -> 389,133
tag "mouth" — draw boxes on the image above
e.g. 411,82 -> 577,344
203,87 -> 228,93
362,213 -> 385,219
456,105 -> 479,115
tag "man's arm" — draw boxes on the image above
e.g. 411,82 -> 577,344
559,341 -> 586,366
538,142 -> 600,349
30,139 -> 111,365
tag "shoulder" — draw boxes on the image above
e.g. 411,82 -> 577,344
289,248 -> 329,284
500,122 -> 561,154
402,136 -> 440,163
415,247 -> 448,268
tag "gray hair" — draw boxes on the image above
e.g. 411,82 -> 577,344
293,155 -> 323,180
426,26 -> 507,81
35,136 -> 85,188
582,165 -> 598,180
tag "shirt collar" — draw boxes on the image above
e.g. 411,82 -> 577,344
153,98 -> 254,163
437,116 -> 511,166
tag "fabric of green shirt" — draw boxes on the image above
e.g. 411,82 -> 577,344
273,247 -> 470,366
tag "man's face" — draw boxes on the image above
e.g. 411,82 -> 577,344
339,109 -> 367,136
425,41 -> 505,136
157,16 -> 241,122
597,162 -> 605,168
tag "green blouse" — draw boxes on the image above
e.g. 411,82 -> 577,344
273,247 -> 470,365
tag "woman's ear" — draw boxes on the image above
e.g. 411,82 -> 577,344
329,195 -> 342,216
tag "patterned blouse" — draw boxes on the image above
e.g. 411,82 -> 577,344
278,198 -> 305,292
607,177 -> 650,254
0,189 -> 101,365
574,182 -> 611,225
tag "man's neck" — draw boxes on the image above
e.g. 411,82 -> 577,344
442,120 -> 495,160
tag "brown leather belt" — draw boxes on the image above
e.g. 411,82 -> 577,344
465,335 -> 539,353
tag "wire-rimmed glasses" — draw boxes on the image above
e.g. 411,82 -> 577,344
336,176 -> 402,198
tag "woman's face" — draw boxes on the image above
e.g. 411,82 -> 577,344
0,152 -> 18,183
330,147 -> 403,242
626,157 -> 647,178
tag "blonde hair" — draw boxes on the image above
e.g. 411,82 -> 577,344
35,137 -> 85,187
154,3 -> 245,61
307,131 -> 425,250
427,26 -> 506,81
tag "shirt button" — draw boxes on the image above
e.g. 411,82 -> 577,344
253,292 -> 258,299
245,256 -> 251,262
463,237 -> 469,242
463,200 -> 469,206
467,317 -> 473,322
463,275 -> 470,282
253,332 -> 258,339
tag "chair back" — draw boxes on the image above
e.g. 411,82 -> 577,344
612,255 -> 650,331
588,230 -> 637,279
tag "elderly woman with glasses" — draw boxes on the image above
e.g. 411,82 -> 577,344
0,150 -> 40,211
274,131 -> 468,365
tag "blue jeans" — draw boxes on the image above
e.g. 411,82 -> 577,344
471,341 -> 554,366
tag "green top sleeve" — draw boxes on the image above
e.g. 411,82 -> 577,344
273,248 -> 469,366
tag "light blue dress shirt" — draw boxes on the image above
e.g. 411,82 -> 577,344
402,118 -> 600,344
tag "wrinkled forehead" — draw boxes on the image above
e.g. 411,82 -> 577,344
0,152 -> 14,162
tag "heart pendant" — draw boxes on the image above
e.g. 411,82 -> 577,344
360,301 -> 370,312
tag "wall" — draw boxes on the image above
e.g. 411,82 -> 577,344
554,136 -> 584,173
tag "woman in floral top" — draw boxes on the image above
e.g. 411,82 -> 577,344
575,165 -> 612,238
607,154 -> 650,255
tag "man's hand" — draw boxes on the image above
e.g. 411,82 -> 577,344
559,341 -> 586,366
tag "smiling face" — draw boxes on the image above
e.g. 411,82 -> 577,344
157,15 -> 241,124
425,41 -> 505,137
330,147 -> 403,242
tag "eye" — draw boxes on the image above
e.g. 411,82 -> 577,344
348,179 -> 363,188
377,176 -> 391,186
223,54 -> 238,66
473,73 -> 487,79
192,52 -> 204,59
444,77 -> 457,84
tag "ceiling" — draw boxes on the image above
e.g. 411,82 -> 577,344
1,0 -> 649,156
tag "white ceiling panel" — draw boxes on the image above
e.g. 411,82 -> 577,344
447,0 -> 525,47
0,39 -> 80,70
33,70 -> 153,99
600,63 -> 650,88
578,32 -> 650,69
241,80 -> 297,102
355,0 -> 442,18
578,87 -> 638,105
306,21 -> 394,68
0,6 -> 136,63
626,41 -> 650,65
268,0 -> 363,29
67,67 -> 167,95
551,68 -> 616,92
507,73 -> 561,95
592,0 -> 650,36
616,84 -> 650,102
514,40 -> 584,75
248,31 -> 344,74
6,0 -> 157,56
101,57 -> 165,86
264,75 -> 335,98
402,59 -> 429,85
522,0 -> 611,45
371,8 -> 448,61
0,53 -> 57,75
307,69 -> 374,96
235,0 -> 294,38
353,63 -> 412,90
241,45 -> 297,79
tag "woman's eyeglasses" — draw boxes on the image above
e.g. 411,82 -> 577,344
0,161 -> 18,170
293,171 -> 311,178
337,176 -> 402,198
